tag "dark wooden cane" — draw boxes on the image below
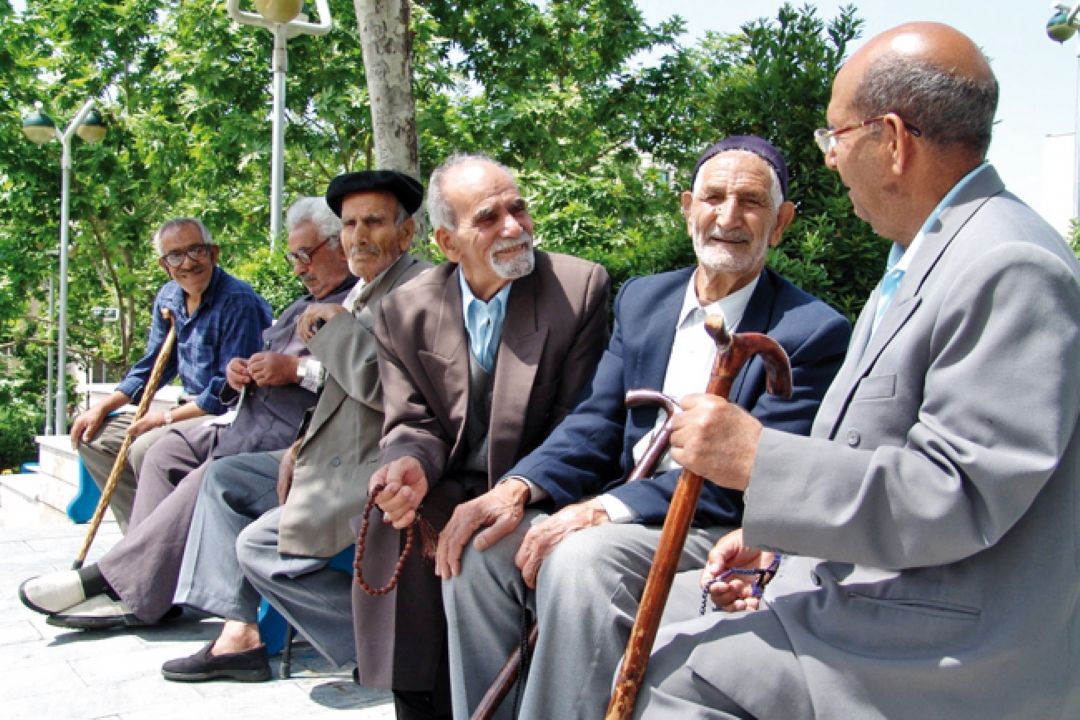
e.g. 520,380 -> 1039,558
72,309 -> 177,569
604,315 -> 792,719
470,393 -> 682,720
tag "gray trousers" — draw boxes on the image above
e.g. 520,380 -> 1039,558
175,451 -> 354,666
442,510 -> 726,720
96,423 -> 218,622
78,411 -> 206,532
632,605 -> 812,720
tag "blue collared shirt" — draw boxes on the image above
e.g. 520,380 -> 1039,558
115,266 -> 272,415
458,269 -> 512,373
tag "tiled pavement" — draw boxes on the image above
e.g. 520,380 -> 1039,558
0,507 -> 394,719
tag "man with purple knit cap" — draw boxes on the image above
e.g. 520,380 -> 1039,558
438,136 -> 852,719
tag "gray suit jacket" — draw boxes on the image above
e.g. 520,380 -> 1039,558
354,250 -> 611,691
734,165 -> 1080,718
277,253 -> 430,557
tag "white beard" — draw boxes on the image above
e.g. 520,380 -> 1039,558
489,234 -> 535,280
690,217 -> 772,277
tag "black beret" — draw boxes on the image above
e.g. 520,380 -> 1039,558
325,170 -> 424,217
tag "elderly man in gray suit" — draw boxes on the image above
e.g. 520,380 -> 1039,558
18,198 -> 354,629
634,22 -> 1080,719
162,170 -> 430,684
366,153 -> 611,719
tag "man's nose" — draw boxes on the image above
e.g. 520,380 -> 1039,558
501,213 -> 523,237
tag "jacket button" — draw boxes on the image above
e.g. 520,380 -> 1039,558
330,457 -> 341,467
810,571 -> 821,586
846,429 -> 860,447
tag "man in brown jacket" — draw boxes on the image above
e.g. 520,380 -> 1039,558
363,153 -> 610,719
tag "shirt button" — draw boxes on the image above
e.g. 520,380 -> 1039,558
330,457 -> 341,467
810,571 -> 821,587
846,429 -> 861,447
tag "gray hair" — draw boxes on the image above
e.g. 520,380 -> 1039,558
287,196 -> 342,248
152,217 -> 213,256
852,53 -> 999,158
691,150 -> 784,211
427,153 -> 517,232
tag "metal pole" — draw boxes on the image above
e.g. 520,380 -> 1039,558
45,275 -> 55,436
270,23 -> 288,251
55,98 -> 97,436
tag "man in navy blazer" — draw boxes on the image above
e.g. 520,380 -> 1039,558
436,136 -> 852,720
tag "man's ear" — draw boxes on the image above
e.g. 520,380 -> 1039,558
434,226 -> 459,261
398,217 -> 416,252
769,201 -> 796,247
883,113 -> 911,176
209,244 -> 221,264
680,190 -> 693,219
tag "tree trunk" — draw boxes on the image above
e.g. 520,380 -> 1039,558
353,0 -> 419,177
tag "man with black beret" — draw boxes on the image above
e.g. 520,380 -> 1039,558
162,169 -> 430,683
436,137 -> 852,719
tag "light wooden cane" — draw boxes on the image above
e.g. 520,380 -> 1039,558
72,309 -> 177,569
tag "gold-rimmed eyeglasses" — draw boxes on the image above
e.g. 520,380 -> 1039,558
813,114 -> 922,154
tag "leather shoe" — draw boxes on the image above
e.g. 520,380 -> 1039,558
46,594 -> 136,630
19,571 -> 85,615
162,641 -> 272,682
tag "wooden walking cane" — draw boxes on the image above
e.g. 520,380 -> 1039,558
605,315 -> 792,720
72,308 -> 177,569
470,392 -> 682,720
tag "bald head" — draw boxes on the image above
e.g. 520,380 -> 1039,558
839,22 -> 998,159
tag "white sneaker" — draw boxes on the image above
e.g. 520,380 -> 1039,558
18,571 -> 86,615
47,594 -> 136,630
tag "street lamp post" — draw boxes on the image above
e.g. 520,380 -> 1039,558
1048,2 -> 1080,222
22,99 -> 107,436
226,0 -> 332,250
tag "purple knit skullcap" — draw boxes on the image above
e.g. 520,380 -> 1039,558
690,135 -> 789,200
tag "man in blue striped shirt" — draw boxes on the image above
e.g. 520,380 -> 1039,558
70,217 -> 272,532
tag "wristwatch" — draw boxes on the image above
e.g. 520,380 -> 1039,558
296,358 -> 308,382
163,410 -> 174,425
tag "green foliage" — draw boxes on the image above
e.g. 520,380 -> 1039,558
0,0 -> 885,460
1070,219 -> 1080,260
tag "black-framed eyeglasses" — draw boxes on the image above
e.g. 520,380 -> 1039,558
160,244 -> 212,268
813,114 -> 923,154
285,235 -> 336,265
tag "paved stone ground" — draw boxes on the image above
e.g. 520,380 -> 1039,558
0,507 -> 394,720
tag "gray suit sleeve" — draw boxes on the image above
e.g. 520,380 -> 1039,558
744,243 -> 1080,569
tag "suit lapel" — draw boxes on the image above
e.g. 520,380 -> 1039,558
418,266 -> 470,456
820,166 -> 1004,438
489,268 -> 545,483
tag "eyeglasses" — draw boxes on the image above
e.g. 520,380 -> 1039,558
285,235 -> 335,265
813,114 -> 922,154
160,244 -> 212,268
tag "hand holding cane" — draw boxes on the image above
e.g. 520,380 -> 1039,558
470,391 -> 682,720
605,315 -> 792,720
72,308 -> 177,569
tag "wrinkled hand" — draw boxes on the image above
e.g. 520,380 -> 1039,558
277,443 -> 299,504
370,457 -> 429,530
670,393 -> 762,491
70,405 -> 108,449
515,499 -> 609,589
246,351 -> 300,387
226,357 -> 252,392
700,529 -> 773,613
127,410 -> 168,439
298,303 -> 347,343
436,480 -> 530,579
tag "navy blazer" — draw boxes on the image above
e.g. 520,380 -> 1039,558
510,266 -> 852,525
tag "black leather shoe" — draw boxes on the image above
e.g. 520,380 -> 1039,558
161,641 -> 272,682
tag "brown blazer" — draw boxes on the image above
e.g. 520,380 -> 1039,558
277,253 -> 430,557
354,250 -> 610,691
